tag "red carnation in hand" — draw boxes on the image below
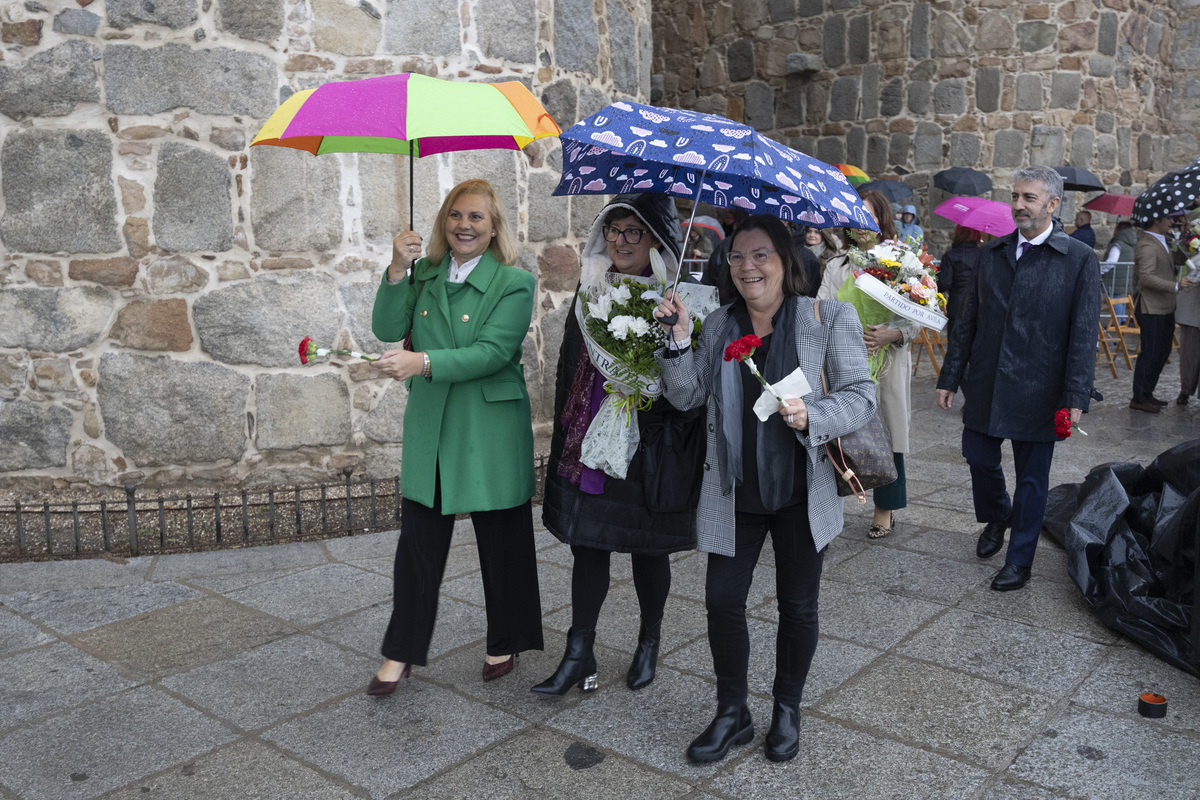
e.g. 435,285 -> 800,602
1053,408 -> 1072,440
299,336 -> 314,365
723,334 -> 762,363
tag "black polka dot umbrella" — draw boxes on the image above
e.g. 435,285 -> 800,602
1132,157 -> 1200,227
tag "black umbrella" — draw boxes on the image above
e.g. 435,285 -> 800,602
933,167 -> 992,196
1054,166 -> 1105,193
858,179 -> 913,203
1132,160 -> 1200,226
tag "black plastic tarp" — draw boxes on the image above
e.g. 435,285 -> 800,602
1042,440 -> 1200,677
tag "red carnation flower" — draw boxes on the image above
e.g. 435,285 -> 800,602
1053,408 -> 1072,440
723,334 -> 762,363
298,336 -> 314,365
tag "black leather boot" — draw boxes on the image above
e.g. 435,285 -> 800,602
625,617 -> 662,691
764,700 -> 801,762
530,628 -> 598,696
686,704 -> 754,763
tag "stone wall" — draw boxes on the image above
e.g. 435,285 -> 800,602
0,0 -> 655,491
652,0 -> 1200,251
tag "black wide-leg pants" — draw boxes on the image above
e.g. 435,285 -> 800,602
380,483 -> 543,665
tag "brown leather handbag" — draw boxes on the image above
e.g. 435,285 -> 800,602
813,300 -> 898,504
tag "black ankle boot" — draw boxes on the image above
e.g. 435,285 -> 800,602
764,700 -> 800,762
530,628 -> 598,696
686,704 -> 754,763
625,617 -> 662,691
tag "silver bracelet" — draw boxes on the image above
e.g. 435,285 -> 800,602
385,266 -> 411,285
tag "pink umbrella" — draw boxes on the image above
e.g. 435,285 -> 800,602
1084,193 -> 1137,217
933,196 -> 1016,237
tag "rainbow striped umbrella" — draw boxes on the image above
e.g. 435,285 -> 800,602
835,164 -> 869,186
252,73 -> 560,225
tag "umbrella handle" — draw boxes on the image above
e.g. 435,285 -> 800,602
409,149 -> 415,284
659,169 -> 709,328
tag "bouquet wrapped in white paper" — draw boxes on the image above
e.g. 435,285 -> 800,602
576,250 -> 719,478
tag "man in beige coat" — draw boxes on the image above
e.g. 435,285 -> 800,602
1130,215 -> 1187,412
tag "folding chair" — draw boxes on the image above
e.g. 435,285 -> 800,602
1096,320 -> 1118,378
911,327 -> 944,376
1104,295 -> 1139,369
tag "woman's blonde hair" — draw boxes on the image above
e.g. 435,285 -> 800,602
426,179 -> 518,266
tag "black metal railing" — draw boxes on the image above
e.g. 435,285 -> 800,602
1,458 -> 548,563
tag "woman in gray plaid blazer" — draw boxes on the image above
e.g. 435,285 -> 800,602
654,215 -> 876,764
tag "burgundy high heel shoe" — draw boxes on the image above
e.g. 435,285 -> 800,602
366,663 -> 411,696
482,653 -> 516,681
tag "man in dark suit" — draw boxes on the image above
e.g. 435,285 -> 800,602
936,166 -> 1101,592
1129,214 -> 1187,412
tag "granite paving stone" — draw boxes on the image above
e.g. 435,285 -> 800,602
1071,646 -> 1200,735
0,642 -> 134,729
897,609 -> 1107,695
808,578 -> 946,649
160,635 -> 374,730
0,582 -> 203,635
958,574 -> 1120,644
225,563 -> 392,626
544,666 -> 740,779
825,546 -> 995,605
104,740 -> 360,799
709,715 -> 990,800
1008,706 -> 1200,799
262,685 -> 527,798
818,653 -> 1055,768
146,541 -> 328,581
0,686 -> 235,800
320,529 -> 398,562
311,600 -> 392,658
74,596 -> 296,680
0,558 -> 150,593
395,727 -> 693,799
981,778 -> 1079,800
0,607 -> 53,656
181,566 -> 312,595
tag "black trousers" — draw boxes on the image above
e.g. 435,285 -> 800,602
962,427 -> 1055,568
569,545 -> 671,631
380,486 -> 543,665
705,503 -> 824,707
1132,309 -> 1176,403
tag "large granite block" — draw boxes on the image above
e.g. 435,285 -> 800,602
383,0 -> 460,55
193,272 -> 342,368
216,0 -> 284,43
0,286 -> 111,352
2,582 -> 203,636
0,40 -> 100,121
97,353 -> 249,466
255,373 -> 351,450
0,686 -> 235,799
553,0 -> 599,73
0,642 -> 134,729
0,398 -> 73,471
250,146 -> 343,253
311,0 -> 382,56
226,563 -> 391,626
107,0 -> 197,29
105,44 -> 276,118
153,143 -> 233,252
1,128 -> 120,254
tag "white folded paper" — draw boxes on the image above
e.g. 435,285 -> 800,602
752,366 -> 813,422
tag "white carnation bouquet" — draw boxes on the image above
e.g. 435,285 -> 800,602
576,249 -> 719,478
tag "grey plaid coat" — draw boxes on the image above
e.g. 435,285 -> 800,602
656,299 -> 877,557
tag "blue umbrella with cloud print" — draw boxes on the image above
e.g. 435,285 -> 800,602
554,101 -> 879,232
553,101 -> 879,319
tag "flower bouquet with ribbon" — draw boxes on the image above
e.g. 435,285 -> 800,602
1174,216 -> 1200,281
298,336 -> 379,365
841,233 -> 948,380
576,250 -> 719,478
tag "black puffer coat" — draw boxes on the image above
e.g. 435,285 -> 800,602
541,298 -> 697,554
542,193 -> 696,555
937,221 -> 1101,442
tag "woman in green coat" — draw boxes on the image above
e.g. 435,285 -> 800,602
366,179 -> 542,696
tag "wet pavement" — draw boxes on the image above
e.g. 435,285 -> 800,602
1,367 -> 1198,799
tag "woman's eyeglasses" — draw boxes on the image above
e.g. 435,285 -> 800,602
728,249 -> 776,267
603,225 -> 646,244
